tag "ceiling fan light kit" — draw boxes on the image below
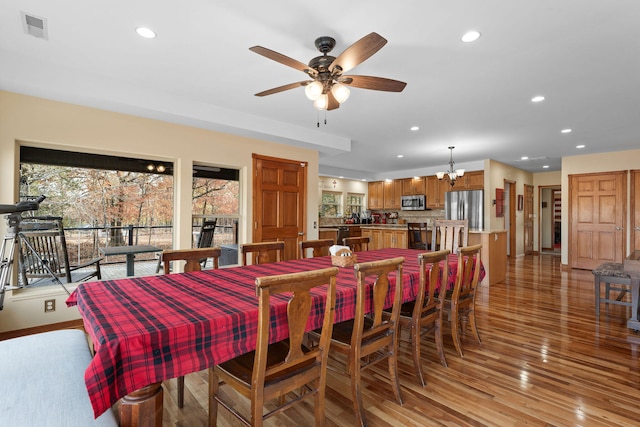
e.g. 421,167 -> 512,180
250,32 -> 406,122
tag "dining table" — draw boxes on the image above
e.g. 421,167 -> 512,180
66,248 -> 484,426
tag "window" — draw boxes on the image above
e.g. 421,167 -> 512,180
320,191 -> 342,218
344,193 -> 365,216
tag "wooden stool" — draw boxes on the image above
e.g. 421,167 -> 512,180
592,262 -> 632,317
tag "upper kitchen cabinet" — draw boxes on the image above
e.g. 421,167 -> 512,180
402,177 -> 426,196
367,181 -> 384,210
383,179 -> 402,209
426,175 -> 449,208
460,171 -> 484,189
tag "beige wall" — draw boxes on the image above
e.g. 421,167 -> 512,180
561,149 -> 640,265
532,171 -> 562,253
0,90 -> 319,332
486,159 -> 534,257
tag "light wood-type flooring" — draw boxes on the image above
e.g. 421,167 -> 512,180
136,254 -> 640,426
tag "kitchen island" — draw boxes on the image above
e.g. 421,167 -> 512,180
360,224 -> 409,250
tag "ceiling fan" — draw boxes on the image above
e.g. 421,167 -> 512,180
249,32 -> 407,112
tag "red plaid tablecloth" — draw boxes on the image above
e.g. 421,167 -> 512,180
66,248 -> 483,417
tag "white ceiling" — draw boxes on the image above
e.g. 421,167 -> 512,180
2,1 -> 639,181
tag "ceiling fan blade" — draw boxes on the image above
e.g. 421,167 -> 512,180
249,46 -> 316,77
327,91 -> 340,111
340,75 -> 407,92
255,81 -> 311,97
329,32 -> 387,74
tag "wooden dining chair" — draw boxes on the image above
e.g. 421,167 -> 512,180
160,247 -> 221,408
384,250 -> 450,386
241,241 -> 284,266
342,236 -> 370,252
209,267 -> 339,427
431,219 -> 468,253
300,238 -> 334,259
443,244 -> 482,357
407,222 -> 429,250
308,257 -> 405,427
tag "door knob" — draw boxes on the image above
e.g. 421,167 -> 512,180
616,226 -> 623,231
298,232 -> 304,236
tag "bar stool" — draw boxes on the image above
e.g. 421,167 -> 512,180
592,262 -> 632,317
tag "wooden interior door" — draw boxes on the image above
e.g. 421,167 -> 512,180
252,154 -> 306,261
569,171 -> 626,270
524,184 -> 534,255
632,170 -> 640,252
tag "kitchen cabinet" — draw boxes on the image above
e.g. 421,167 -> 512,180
468,230 -> 507,285
402,177 -> 426,196
362,227 -> 407,250
367,181 -> 384,210
462,171 -> 484,189
319,228 -> 337,243
362,228 -> 382,250
426,175 -> 449,208
383,179 -> 402,210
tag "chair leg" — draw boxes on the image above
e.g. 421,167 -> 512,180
208,368 -> 219,427
468,308 -> 482,345
388,344 -> 404,406
434,317 -> 448,368
451,307 -> 464,357
313,378 -> 326,427
410,323 -> 426,387
594,275 -> 601,317
349,359 -> 367,427
177,375 -> 185,408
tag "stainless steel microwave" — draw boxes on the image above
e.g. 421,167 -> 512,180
401,194 -> 426,210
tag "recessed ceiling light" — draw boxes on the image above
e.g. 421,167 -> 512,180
576,144 -> 585,149
561,128 -> 572,134
531,95 -> 545,103
410,126 -> 419,131
397,154 -> 404,158
339,176 -> 344,179
361,179 -> 367,182
521,156 -> 529,160
543,165 -> 550,169
461,31 -> 481,43
136,27 -> 156,39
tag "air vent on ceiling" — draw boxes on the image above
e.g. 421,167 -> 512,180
21,11 -> 48,40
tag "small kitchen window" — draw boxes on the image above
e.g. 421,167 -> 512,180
320,191 -> 342,217
344,193 -> 364,216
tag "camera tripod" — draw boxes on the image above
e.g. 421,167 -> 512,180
0,196 -> 68,310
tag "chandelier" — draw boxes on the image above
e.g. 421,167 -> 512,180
436,146 -> 465,187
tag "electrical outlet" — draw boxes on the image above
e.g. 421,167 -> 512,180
44,299 -> 55,313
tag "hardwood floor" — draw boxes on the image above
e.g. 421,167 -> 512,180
149,254 -> 640,426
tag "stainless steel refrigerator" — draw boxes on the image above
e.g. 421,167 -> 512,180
444,190 -> 484,231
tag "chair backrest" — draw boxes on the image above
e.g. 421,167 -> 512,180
18,216 -> 101,285
300,239 -> 334,259
352,257 -> 404,351
196,219 -> 217,248
19,217 -> 70,283
432,219 -> 468,253
452,244 -> 482,302
253,267 -> 338,408
241,241 -> 284,266
407,222 -> 428,250
161,247 -> 221,274
415,250 -> 450,319
343,236 -> 370,252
